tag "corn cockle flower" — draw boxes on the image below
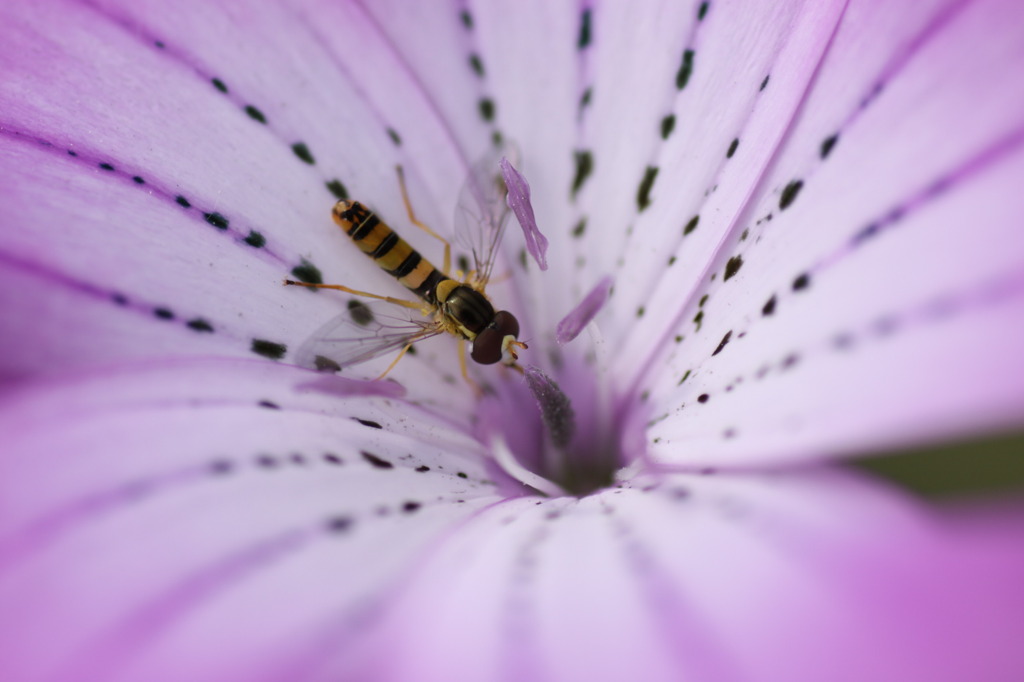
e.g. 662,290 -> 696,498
2,0 -> 1024,680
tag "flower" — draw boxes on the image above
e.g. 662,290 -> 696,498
2,1 -> 1024,681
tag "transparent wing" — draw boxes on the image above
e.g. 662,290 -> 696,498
453,144 -> 520,288
294,299 -> 443,372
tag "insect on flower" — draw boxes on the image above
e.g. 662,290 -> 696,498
284,152 -> 528,384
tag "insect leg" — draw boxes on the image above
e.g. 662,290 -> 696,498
457,340 -> 482,395
396,165 -> 452,276
376,342 -> 414,380
283,280 -> 424,311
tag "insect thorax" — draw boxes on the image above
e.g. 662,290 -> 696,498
436,281 -> 495,340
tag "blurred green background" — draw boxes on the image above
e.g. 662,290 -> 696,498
851,429 -> 1024,502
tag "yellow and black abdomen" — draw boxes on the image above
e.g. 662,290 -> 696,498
332,200 -> 448,304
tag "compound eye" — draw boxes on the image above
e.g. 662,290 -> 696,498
491,311 -> 520,339
471,326 -> 503,365
470,311 -> 521,365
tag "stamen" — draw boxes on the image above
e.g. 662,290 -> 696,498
524,366 -> 576,449
500,158 -> 549,270
557,275 -> 613,344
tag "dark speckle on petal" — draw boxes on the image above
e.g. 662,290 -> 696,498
571,150 -> 594,198
361,451 -> 394,469
244,231 -> 266,248
244,105 -> 267,124
326,179 -> 348,200
683,215 -> 699,235
291,260 -> 323,285
347,300 -> 374,326
579,87 -> 592,112
853,223 -> 880,245
726,138 -> 739,158
209,460 -> 234,475
256,454 -> 279,469
712,330 -> 732,356
291,142 -> 316,165
821,134 -> 839,159
211,77 -> 228,93
779,180 -> 803,210
577,8 -> 592,50
325,516 -> 353,533
203,212 -> 229,230
723,255 -> 744,281
792,273 -> 811,291
175,195 -> 191,208
760,75 -> 770,91
676,49 -> 695,90
187,318 -> 214,333
251,339 -> 287,360
313,354 -> 341,372
660,114 -> 676,139
762,295 -> 777,316
478,98 -> 496,122
636,166 -> 658,211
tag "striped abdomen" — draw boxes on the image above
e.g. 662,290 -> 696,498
332,200 -> 449,304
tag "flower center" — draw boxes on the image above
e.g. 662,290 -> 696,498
480,352 -> 634,497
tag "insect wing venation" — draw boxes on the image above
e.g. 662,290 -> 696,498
294,299 -> 441,371
453,145 -> 518,287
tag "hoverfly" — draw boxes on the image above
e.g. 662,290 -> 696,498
284,151 -> 528,384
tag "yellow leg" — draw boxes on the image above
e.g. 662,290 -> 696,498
377,342 -> 414,380
283,279 -> 424,311
396,165 -> 452,276
457,340 -> 482,396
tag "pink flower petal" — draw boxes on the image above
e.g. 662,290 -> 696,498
0,0 -> 471,381
1,3 -> 1023,680
0,358 -> 498,681
346,471 -> 1024,682
628,0 -> 1024,466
